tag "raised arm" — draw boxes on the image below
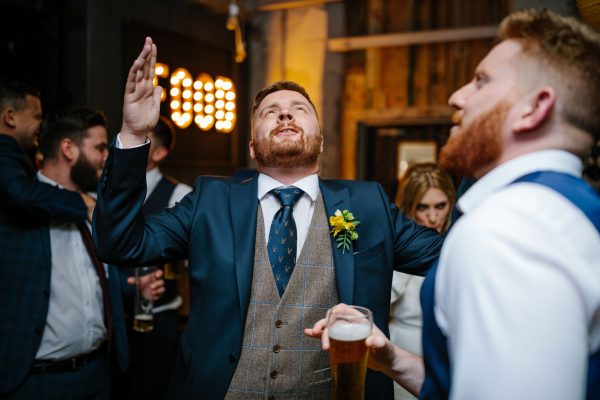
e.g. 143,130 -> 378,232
93,38 -> 190,267
0,138 -> 87,222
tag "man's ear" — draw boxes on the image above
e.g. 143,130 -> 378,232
60,138 -> 78,162
249,140 -> 256,160
151,146 -> 168,163
2,108 -> 17,129
512,87 -> 555,134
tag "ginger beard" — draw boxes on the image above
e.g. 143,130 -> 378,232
252,123 -> 323,168
439,101 -> 509,178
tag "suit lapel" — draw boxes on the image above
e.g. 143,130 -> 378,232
231,176 -> 259,324
320,180 -> 354,304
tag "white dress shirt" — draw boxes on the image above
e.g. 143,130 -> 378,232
145,167 -> 192,313
257,173 -> 320,257
145,167 -> 193,208
35,172 -> 106,360
435,150 -> 600,400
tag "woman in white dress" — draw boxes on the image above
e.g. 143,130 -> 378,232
390,163 -> 455,400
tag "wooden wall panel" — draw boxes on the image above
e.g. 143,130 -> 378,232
340,0 -> 511,179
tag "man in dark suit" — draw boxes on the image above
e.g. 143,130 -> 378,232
0,80 -> 92,395
94,38 -> 443,399
0,105 -> 164,399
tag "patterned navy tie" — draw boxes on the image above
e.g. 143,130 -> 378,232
268,187 -> 304,296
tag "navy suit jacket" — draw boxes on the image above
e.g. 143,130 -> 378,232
0,134 -> 127,393
94,143 -> 443,399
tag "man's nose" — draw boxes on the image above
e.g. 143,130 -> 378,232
448,81 -> 473,109
278,111 -> 294,122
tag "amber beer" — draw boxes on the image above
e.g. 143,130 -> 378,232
133,314 -> 154,332
327,306 -> 373,400
162,262 -> 182,280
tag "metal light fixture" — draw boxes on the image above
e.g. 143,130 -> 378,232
226,1 -> 246,63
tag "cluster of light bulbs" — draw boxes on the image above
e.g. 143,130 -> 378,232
153,63 -> 236,133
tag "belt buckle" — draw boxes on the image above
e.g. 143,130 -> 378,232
72,357 -> 78,369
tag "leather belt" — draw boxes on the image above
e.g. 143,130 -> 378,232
29,344 -> 106,375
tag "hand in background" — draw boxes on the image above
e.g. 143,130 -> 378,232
128,268 -> 165,301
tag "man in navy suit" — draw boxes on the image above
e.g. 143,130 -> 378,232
0,105 -> 164,399
0,80 -> 93,395
94,38 -> 443,399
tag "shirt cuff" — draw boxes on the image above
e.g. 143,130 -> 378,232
115,133 -> 150,149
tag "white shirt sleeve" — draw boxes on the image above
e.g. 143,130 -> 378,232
436,187 -> 595,400
115,133 -> 150,149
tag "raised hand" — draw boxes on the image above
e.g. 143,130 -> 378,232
121,37 -> 162,147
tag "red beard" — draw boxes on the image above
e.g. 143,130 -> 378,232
439,102 -> 508,178
252,123 -> 322,168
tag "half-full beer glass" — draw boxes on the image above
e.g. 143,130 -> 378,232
327,305 -> 373,400
133,266 -> 155,332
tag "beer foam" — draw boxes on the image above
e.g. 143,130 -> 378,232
329,322 -> 371,342
134,314 -> 153,321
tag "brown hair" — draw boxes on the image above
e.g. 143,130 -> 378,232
251,81 -> 318,127
498,9 -> 600,141
151,115 -> 176,152
395,163 -> 456,233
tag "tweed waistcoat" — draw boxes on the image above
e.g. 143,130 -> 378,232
226,193 -> 339,400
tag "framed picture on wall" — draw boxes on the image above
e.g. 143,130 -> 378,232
397,140 -> 437,179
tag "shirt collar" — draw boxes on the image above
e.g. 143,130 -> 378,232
458,149 -> 583,214
37,170 -> 62,188
257,173 -> 319,202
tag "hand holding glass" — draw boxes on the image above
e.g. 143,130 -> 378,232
327,305 -> 373,400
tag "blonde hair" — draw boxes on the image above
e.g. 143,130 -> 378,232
395,163 -> 456,233
498,9 -> 600,141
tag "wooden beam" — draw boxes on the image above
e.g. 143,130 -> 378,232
257,0 -> 342,12
328,25 -> 497,52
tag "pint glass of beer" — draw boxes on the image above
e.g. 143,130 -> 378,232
133,266 -> 156,332
327,305 -> 373,400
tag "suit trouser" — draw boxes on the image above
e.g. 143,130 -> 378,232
113,309 -> 180,400
2,351 -> 110,400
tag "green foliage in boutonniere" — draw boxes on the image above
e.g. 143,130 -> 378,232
329,209 -> 360,254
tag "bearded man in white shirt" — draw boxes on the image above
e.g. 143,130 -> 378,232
308,8 -> 600,400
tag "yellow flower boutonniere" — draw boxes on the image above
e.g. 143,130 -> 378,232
329,209 -> 360,254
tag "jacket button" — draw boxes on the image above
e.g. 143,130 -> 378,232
270,370 -> 277,379
43,290 -> 49,298
273,345 -> 281,353
275,320 -> 283,328
34,328 -> 42,336
229,352 -> 238,362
